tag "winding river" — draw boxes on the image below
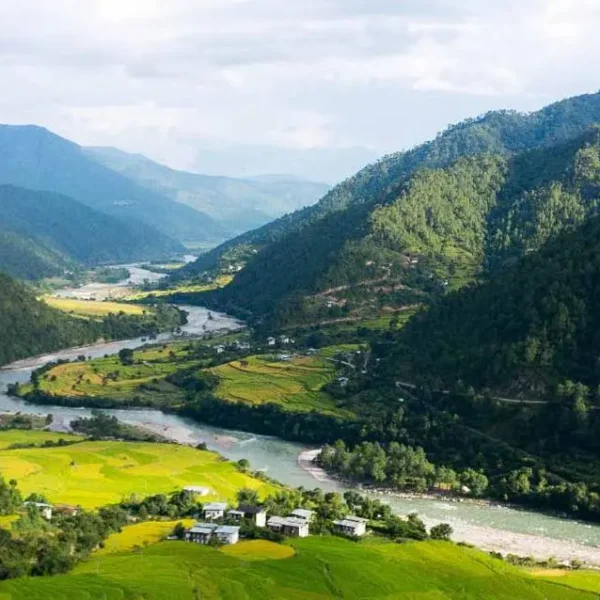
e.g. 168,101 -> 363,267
2,267 -> 600,564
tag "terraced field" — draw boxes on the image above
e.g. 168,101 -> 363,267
209,349 -> 353,417
0,433 -> 276,508
0,537 -> 597,599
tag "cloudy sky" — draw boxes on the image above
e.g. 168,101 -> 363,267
1,0 -> 599,180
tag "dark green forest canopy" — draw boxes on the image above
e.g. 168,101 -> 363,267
388,213 -> 600,397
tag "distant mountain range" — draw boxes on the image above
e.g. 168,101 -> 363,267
0,125 -> 330,280
177,91 -> 600,327
0,185 -> 183,280
85,146 -> 330,235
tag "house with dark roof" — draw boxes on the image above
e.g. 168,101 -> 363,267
228,505 -> 267,527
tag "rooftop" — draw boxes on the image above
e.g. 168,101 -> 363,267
203,502 -> 227,511
215,525 -> 240,535
290,509 -> 314,520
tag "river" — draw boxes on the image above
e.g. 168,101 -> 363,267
2,271 -> 600,564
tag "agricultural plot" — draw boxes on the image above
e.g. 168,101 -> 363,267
20,343 -> 199,406
209,349 -> 353,417
43,297 -> 148,318
124,275 -> 233,301
0,436 -> 276,508
220,540 -> 295,561
97,520 -> 195,555
0,537 -> 597,599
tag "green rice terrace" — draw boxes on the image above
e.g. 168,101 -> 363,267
1,536 -> 599,599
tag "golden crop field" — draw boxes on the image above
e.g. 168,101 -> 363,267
220,540 -> 296,561
43,296 -> 148,317
0,433 -> 276,509
97,520 -> 195,555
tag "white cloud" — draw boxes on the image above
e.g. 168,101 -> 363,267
0,0 -> 598,174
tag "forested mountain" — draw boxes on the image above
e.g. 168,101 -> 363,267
0,125 -> 220,244
180,92 -> 600,325
0,274 -> 100,365
86,147 -> 329,235
389,213 -> 600,398
0,273 -> 185,366
0,185 -> 183,280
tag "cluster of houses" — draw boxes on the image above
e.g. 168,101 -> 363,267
182,501 -> 368,546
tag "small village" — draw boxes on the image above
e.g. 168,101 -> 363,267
181,497 -> 368,546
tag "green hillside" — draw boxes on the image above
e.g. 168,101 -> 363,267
0,537 -> 596,599
392,213 -> 600,398
0,229 -> 72,281
201,126 -> 600,328
86,146 -> 329,236
179,90 -> 600,292
0,185 -> 184,279
0,125 -> 219,245
0,273 -> 184,366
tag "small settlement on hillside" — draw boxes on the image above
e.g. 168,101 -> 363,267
182,500 -> 367,546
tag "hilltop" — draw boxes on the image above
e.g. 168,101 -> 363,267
0,125 -> 219,245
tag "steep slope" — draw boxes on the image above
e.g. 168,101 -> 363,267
0,273 -> 100,365
85,146 -> 329,235
180,92 -> 600,322
0,185 -> 183,278
0,125 -> 219,244
391,213 -> 600,398
0,230 -> 72,280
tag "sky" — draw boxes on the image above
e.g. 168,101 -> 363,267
1,0 -> 599,181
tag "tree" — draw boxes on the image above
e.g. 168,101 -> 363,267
118,348 -> 134,366
236,488 -> 259,506
430,523 -> 453,540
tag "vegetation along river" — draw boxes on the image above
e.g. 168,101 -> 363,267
1,268 -> 600,564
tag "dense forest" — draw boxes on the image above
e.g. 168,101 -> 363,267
0,186 -> 183,280
388,212 -> 600,398
178,91 -> 600,317
198,125 -> 600,328
0,273 -> 185,366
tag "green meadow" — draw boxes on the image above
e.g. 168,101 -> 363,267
0,537 -> 598,599
0,431 -> 276,508
0,429 -> 82,450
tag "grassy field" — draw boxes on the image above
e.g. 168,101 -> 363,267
42,296 -> 149,318
0,430 -> 82,450
124,275 -> 233,301
97,520 -> 195,555
0,432 -> 276,508
0,537 -> 598,599
209,349 -> 353,417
